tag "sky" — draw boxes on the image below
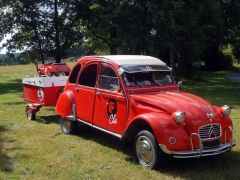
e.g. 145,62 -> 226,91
0,33 -> 24,54
0,34 -> 11,54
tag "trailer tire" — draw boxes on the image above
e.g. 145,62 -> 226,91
60,117 -> 78,135
25,106 -> 36,120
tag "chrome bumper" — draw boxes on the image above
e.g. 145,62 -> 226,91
160,126 -> 236,158
160,140 -> 236,158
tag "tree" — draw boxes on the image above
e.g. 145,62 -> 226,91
222,0 -> 240,62
84,0 -> 122,54
0,0 -> 92,63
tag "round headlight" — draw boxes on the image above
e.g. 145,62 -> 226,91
172,111 -> 186,124
222,105 -> 231,116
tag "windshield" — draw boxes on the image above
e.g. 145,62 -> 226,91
122,71 -> 174,87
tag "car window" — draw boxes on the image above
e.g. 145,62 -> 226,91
123,71 -> 174,87
69,64 -> 81,84
78,64 -> 97,87
98,65 -> 119,92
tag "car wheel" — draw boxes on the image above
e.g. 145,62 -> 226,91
134,130 -> 161,169
25,106 -> 36,120
60,117 -> 77,135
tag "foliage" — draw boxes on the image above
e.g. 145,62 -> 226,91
222,0 -> 240,62
84,0 -> 240,76
0,0 -> 239,76
0,0 -> 91,63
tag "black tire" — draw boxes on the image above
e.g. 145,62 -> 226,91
25,106 -> 36,120
60,117 -> 78,135
134,130 -> 163,169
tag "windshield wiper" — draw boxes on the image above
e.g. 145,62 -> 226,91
136,81 -> 144,87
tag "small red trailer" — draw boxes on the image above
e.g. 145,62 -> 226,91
22,63 -> 71,120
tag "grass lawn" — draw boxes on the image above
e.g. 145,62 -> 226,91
0,63 -> 239,179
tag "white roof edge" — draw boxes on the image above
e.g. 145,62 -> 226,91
99,55 -> 166,66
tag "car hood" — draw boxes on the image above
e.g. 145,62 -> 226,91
131,91 -> 217,124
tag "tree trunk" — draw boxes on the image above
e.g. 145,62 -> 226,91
109,44 -> 117,55
134,43 -> 141,55
169,45 -> 175,68
40,51 -> 44,64
108,29 -> 118,55
37,39 -> 44,64
35,31 -> 45,64
54,0 -> 61,63
178,44 -> 194,78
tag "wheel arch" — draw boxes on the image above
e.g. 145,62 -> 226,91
122,112 -> 174,145
122,118 -> 154,144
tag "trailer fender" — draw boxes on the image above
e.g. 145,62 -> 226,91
55,90 -> 75,118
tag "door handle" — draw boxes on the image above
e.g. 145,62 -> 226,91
75,87 -> 79,92
96,92 -> 101,97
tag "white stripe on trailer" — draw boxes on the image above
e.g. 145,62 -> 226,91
22,76 -> 68,87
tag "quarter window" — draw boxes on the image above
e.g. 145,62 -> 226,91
99,65 -> 119,92
69,64 -> 81,84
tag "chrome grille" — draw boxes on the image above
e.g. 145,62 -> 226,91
198,124 -> 221,140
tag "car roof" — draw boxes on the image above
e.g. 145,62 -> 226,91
98,55 -> 166,66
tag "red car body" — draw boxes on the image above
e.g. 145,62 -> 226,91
55,55 -> 236,169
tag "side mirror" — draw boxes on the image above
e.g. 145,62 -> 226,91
177,81 -> 183,90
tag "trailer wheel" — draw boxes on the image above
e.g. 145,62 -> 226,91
60,117 -> 77,135
25,106 -> 36,120
134,130 -> 162,169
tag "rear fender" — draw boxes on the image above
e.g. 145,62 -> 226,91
55,90 -> 75,118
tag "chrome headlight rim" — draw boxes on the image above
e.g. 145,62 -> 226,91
222,105 -> 231,116
173,111 -> 186,124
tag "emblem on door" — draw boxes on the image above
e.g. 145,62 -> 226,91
107,98 -> 117,124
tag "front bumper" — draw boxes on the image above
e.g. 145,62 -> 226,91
160,140 -> 236,158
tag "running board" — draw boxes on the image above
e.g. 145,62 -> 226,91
77,118 -> 122,139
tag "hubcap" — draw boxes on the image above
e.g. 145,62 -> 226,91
27,112 -> 32,120
136,136 -> 155,166
61,118 -> 71,132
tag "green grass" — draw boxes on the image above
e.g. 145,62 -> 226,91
0,64 -> 239,179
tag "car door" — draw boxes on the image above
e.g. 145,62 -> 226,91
93,63 -> 127,134
75,63 -> 98,123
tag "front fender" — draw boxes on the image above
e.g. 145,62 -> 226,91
55,90 -> 75,118
125,112 -> 190,151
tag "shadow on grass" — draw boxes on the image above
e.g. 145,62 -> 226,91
158,152 -> 240,179
75,123 -> 135,161
0,125 -> 14,172
37,115 -> 59,124
75,125 -> 240,179
76,125 -> 240,178
0,78 -> 22,95
38,115 -> 134,159
37,115 -> 129,150
3,101 -> 26,105
36,114 -> 240,178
